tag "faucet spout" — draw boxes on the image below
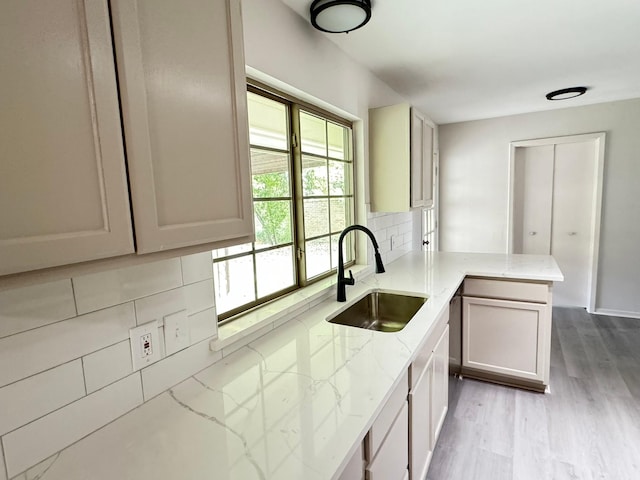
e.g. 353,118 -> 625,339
337,224 -> 385,302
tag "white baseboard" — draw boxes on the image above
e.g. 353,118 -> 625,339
591,308 -> 640,320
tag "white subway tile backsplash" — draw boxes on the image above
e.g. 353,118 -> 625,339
180,252 -> 213,285
82,340 -> 133,394
134,288 -> 185,326
141,338 -> 222,401
73,259 -> 183,314
185,280 -> 215,315
188,308 -> 218,344
0,360 -> 85,437
2,373 -> 143,478
0,280 -> 76,339
0,303 -> 135,388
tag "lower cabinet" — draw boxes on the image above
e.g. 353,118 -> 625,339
409,324 -> 449,480
462,277 -> 552,390
341,319 -> 450,480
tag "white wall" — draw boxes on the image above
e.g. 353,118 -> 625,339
439,98 -> 640,316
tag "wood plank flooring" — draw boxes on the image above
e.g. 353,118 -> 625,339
427,307 -> 640,480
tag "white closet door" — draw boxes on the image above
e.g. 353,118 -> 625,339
513,145 -> 554,254
551,142 -> 597,306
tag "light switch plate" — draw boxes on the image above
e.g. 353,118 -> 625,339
130,321 -> 161,370
164,310 -> 190,355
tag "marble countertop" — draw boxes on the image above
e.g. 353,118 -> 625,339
31,252 -> 563,480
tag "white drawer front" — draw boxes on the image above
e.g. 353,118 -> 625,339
463,277 -> 549,303
367,402 -> 409,480
368,369 -> 408,458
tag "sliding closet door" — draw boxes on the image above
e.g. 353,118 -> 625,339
551,142 -> 597,307
512,138 -> 598,307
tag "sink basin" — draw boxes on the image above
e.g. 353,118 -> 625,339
327,290 -> 428,332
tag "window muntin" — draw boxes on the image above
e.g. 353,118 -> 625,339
213,88 -> 355,321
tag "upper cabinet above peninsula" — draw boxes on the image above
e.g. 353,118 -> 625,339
369,104 -> 436,212
0,0 -> 253,276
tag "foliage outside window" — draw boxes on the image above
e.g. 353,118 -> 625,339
213,86 -> 355,321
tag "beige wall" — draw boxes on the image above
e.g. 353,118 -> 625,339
439,98 -> 640,316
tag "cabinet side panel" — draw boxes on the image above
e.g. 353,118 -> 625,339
369,104 -> 411,212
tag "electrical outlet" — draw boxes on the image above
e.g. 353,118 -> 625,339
391,235 -> 402,250
130,321 -> 161,370
164,310 -> 190,355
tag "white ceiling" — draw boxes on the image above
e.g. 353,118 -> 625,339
280,0 -> 640,124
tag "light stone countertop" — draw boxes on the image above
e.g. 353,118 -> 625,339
27,252 -> 563,480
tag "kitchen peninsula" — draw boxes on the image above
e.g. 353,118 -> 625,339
15,252 -> 563,480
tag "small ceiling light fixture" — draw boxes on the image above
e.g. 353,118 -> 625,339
310,0 -> 372,34
545,86 -> 588,101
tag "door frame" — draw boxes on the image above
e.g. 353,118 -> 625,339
507,132 -> 606,313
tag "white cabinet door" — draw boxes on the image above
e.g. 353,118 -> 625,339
463,296 -> 547,381
410,110 -> 434,208
367,402 -> 409,480
0,0 -> 134,275
111,0 -> 254,254
431,325 -> 449,444
409,354 -> 433,480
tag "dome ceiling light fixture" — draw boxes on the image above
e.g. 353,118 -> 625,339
310,0 -> 372,34
545,86 -> 588,101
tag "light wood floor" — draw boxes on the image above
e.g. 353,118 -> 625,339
427,307 -> 640,480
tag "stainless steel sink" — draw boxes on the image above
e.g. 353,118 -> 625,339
327,290 -> 428,332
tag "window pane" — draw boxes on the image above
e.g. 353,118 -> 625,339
300,111 -> 326,156
214,255 -> 256,314
302,155 -> 328,196
329,160 -> 352,195
306,237 -> 330,278
256,246 -> 295,297
254,200 -> 293,248
304,199 -> 329,238
327,122 -> 346,160
251,149 -> 290,198
212,242 -> 252,260
247,92 -> 288,150
330,198 -> 350,233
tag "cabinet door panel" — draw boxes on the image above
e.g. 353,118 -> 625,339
463,297 -> 546,381
0,0 -> 134,275
112,0 -> 253,253
410,110 -> 434,209
409,357 -> 433,480
431,325 -> 449,444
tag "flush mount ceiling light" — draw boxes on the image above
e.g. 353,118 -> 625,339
310,0 -> 372,34
545,86 -> 588,101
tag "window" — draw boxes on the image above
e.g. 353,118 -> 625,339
213,86 -> 355,321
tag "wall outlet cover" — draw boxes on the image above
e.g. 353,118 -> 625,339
130,320 -> 161,370
164,310 -> 190,355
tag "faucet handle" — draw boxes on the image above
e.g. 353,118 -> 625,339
345,269 -> 355,286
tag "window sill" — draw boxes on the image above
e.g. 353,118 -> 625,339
209,264 -> 373,355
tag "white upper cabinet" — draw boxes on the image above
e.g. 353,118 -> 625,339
1,0 -> 254,276
111,0 -> 254,253
0,0 -> 134,275
369,104 -> 435,212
